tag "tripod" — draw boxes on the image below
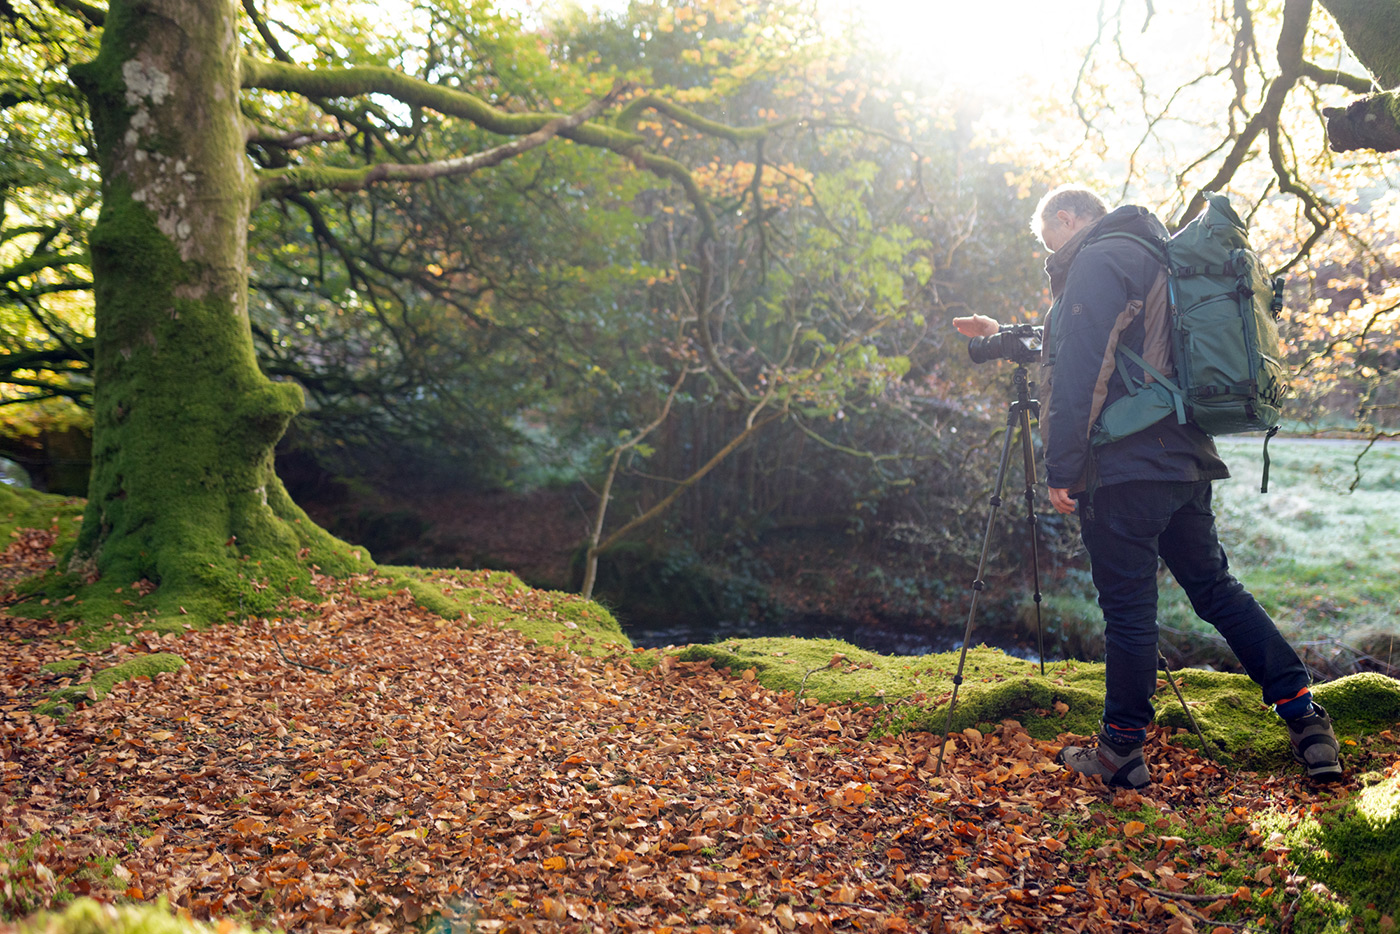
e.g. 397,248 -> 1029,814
937,362 -> 1046,775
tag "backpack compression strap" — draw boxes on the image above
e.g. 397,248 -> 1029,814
1114,345 -> 1188,427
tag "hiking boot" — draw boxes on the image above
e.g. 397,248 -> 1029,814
1056,733 -> 1150,790
1286,703 -> 1344,783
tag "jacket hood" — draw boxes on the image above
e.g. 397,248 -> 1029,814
1044,205 -> 1168,298
1093,204 -> 1170,241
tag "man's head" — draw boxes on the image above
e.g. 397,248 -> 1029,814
1033,185 -> 1108,252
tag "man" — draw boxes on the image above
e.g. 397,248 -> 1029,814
953,185 -> 1342,788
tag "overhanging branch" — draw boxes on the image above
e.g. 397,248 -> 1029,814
242,58 -> 742,239
1323,91 -> 1400,151
257,86 -> 623,200
46,0 -> 105,27
1178,0 -> 1312,225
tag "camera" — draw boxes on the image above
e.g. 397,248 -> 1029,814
967,323 -> 1043,365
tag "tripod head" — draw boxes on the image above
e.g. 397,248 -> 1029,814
1004,363 -> 1040,421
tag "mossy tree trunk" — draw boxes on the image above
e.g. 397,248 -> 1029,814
67,0 -> 367,622
1318,0 -> 1400,152
42,0 -> 805,626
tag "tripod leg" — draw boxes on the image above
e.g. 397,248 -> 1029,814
936,414 -> 1018,776
1016,404 -> 1047,676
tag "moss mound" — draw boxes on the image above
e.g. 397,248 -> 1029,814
677,636 -> 1400,767
0,487 -> 84,552
14,898 -> 273,933
34,652 -> 186,719
378,565 -> 630,657
1263,769 -> 1400,927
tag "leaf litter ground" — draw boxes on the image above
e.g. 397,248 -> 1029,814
3,573 -> 1396,934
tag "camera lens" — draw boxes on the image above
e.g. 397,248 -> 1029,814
967,333 -> 1005,365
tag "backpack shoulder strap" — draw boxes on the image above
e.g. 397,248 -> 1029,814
1088,230 -> 1188,425
1090,230 -> 1170,266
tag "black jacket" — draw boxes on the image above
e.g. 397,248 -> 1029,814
1041,205 -> 1228,493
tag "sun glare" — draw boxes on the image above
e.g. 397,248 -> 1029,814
831,0 -> 1105,97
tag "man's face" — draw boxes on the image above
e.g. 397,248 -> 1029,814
1041,210 -> 1079,253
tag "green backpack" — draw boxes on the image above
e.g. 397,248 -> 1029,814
1089,192 -> 1290,490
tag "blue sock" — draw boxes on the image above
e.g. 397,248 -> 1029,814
1103,723 -> 1148,748
1276,693 -> 1314,721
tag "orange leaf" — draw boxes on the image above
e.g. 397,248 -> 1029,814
543,856 -> 567,871
1123,820 -> 1147,838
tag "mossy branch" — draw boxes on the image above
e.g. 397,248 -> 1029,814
1300,60 -> 1378,93
1317,0 -> 1400,89
258,88 -> 622,200
614,93 -> 798,141
1,249 -> 92,285
48,0 -> 105,27
1323,90 -> 1400,151
242,58 -> 746,239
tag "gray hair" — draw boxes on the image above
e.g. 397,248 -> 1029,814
1032,185 -> 1108,242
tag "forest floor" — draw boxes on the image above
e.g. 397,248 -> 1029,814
4,543 -> 1400,934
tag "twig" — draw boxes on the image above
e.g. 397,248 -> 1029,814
1141,886 -> 1229,904
270,627 -> 334,674
797,666 -> 824,702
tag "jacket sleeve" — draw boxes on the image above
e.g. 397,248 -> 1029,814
1044,246 -> 1129,491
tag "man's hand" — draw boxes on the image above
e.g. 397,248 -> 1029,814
1049,487 -> 1076,515
952,314 -> 1000,338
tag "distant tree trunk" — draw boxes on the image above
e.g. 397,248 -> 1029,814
68,0 -> 366,620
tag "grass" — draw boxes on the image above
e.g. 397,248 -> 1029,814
1036,437 -> 1400,676
1203,438 -> 1400,669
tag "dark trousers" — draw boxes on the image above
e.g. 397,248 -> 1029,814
1078,479 -> 1310,733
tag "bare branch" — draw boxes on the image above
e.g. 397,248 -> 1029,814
1178,0 -> 1313,225
241,0 -> 292,64
592,409 -> 787,556
1299,60 -> 1378,94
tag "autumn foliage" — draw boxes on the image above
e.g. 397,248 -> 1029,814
4,560 -> 1398,934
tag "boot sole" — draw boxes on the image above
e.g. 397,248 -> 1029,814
1295,756 -> 1344,783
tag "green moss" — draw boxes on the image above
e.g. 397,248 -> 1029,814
15,898 -> 274,933
375,565 -> 630,657
0,487 -> 85,553
39,658 -> 85,675
35,652 -> 185,718
1312,672 -> 1400,729
673,637 -> 1400,767
1257,772 -> 1400,929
